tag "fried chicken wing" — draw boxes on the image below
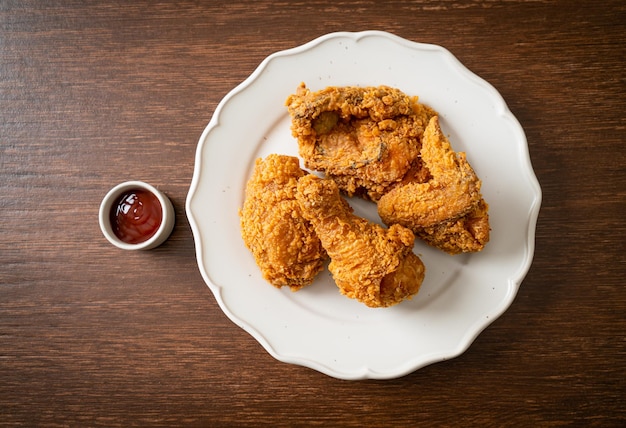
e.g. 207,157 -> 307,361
415,198 -> 490,254
377,116 -> 490,254
295,174 -> 425,308
239,154 -> 326,290
286,83 -> 437,201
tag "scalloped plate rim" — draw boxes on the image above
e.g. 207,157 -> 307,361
185,30 -> 542,380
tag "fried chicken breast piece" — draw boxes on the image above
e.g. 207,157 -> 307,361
286,83 -> 437,201
239,154 -> 327,290
295,174 -> 425,308
377,116 -> 490,254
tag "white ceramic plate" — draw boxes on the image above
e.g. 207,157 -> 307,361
186,31 -> 541,380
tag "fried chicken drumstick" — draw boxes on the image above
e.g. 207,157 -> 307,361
239,154 -> 327,290
378,116 -> 490,254
296,174 -> 425,308
286,83 -> 436,201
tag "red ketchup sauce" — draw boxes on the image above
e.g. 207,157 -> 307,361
109,189 -> 162,244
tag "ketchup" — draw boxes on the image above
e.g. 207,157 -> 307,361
110,189 -> 162,244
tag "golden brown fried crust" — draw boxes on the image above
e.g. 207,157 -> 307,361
378,116 -> 482,227
239,154 -> 327,290
286,83 -> 437,201
378,116 -> 490,254
414,199 -> 490,255
295,174 -> 425,308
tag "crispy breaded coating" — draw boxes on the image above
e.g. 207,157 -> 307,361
286,83 -> 437,201
378,116 -> 482,226
415,198 -> 490,254
378,116 -> 490,254
296,174 -> 425,308
239,155 -> 327,290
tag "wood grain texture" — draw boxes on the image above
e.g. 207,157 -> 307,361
1,0 -> 624,426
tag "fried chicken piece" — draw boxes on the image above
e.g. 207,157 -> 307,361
239,154 -> 326,290
377,116 -> 490,254
286,83 -> 437,201
295,174 -> 425,308
415,199 -> 490,254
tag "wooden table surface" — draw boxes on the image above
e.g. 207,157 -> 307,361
2,1 -> 624,426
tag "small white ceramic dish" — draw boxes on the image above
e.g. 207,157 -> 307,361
186,31 -> 542,380
99,180 -> 175,250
